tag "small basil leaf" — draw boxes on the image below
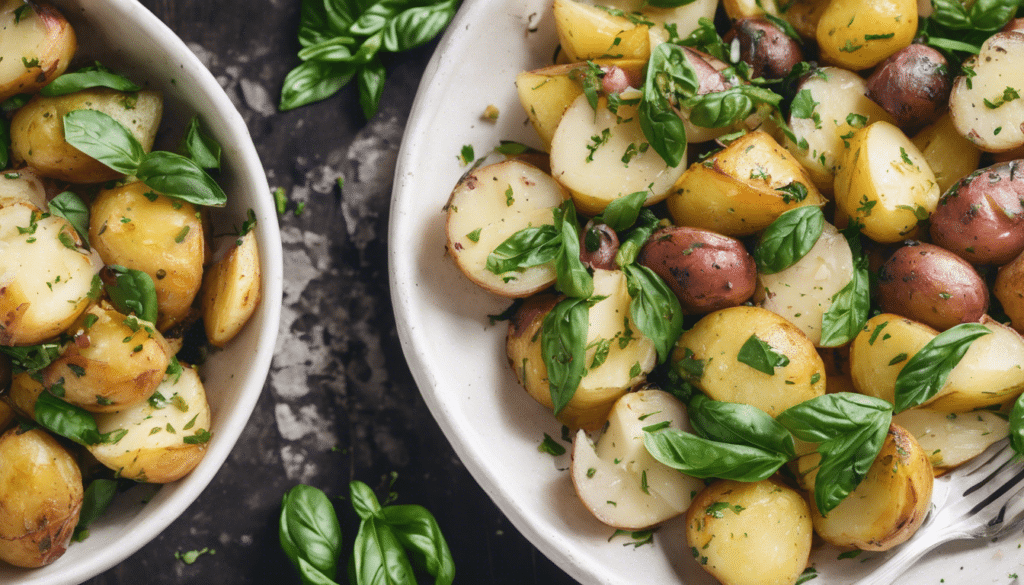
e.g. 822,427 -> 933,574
595,191 -> 646,232
297,37 -> 356,62
553,202 -> 593,299
381,505 -> 455,585
35,391 -> 101,446
353,516 -> 417,585
280,60 -> 356,111
350,0 -> 404,36
40,70 -> 141,97
324,0 -> 359,33
182,116 -> 221,170
349,480 -> 384,521
736,334 -> 789,375
136,151 -> 227,207
893,323 -> 992,412
62,109 -> 145,175
382,0 -> 458,53
623,263 -> 683,363
1011,392 -> 1024,459
541,297 -> 591,416
0,117 -> 9,168
643,427 -> 789,481
818,225 -> 869,348
48,191 -> 90,246
688,394 -> 796,459
683,85 -> 782,129
753,205 -> 824,274
640,43 -> 698,167
358,59 -> 387,120
73,479 -> 119,541
485,224 -> 560,275
298,0 -> 340,45
280,485 -> 343,585
615,208 -> 659,267
0,343 -> 61,374
104,265 -> 158,324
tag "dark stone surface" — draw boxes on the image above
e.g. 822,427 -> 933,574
83,1 -> 578,583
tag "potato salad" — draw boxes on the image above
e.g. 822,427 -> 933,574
443,0 -> 1024,583
0,0 -> 261,569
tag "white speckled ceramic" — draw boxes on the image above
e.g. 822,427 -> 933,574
1,1 -> 282,583
389,0 -> 1024,582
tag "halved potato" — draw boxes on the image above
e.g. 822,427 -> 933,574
668,130 -> 825,237
927,317 -> 1024,412
893,407 -> 1009,472
550,94 -> 686,215
949,31 -> 1024,153
553,0 -> 650,62
0,0 -> 76,101
910,113 -> 981,194
0,427 -> 83,568
445,160 -> 568,297
202,230 -> 262,347
5,372 -> 45,419
0,167 -> 48,209
849,314 -> 938,405
88,364 -> 211,483
571,389 -> 702,530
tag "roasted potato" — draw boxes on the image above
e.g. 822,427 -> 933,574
877,242 -> 988,331
723,17 -> 804,80
995,249 -> 1024,334
552,0 -> 650,62
673,306 -> 826,417
949,31 -> 1024,153
866,44 -> 952,133
4,372 -> 44,420
0,427 -> 83,568
686,478 -> 813,585
928,160 -> 1024,266
815,0 -> 917,71
910,113 -> 982,194
89,181 -> 206,331
0,167 -> 48,209
637,226 -> 756,314
893,407 -> 1009,472
849,313 -> 937,405
202,230 -> 262,347
10,88 -> 162,184
0,0 -> 76,101
780,0 -> 829,41
668,130 -> 825,236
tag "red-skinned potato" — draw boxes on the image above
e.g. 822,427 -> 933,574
579,222 -> 619,271
723,17 -> 804,80
928,160 -> 1024,265
866,44 -> 952,133
638,226 -> 756,314
0,0 -> 76,101
877,242 -> 988,331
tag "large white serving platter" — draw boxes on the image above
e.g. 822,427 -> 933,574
389,0 -> 1024,582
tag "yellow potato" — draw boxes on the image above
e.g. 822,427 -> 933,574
202,230 -> 262,347
552,0 -> 650,62
89,181 -> 206,331
0,0 -> 76,101
668,131 -> 825,236
0,167 -> 48,209
815,0 -> 917,71
781,0 -> 830,41
849,313 -> 937,405
0,427 -> 83,568
5,372 -> 45,420
910,113 -> 981,194
949,32 -> 1024,153
893,407 -> 1009,472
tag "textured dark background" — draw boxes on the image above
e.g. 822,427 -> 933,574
82,1 -> 579,583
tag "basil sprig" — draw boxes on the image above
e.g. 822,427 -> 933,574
282,0 -> 459,116
818,223 -> 870,348
280,484 -> 343,585
48,191 -> 91,246
623,263 -> 683,363
104,265 -> 159,324
777,393 -> 892,515
541,297 -> 592,415
753,205 -> 824,274
62,110 -> 227,206
639,43 -> 699,168
893,323 -> 991,412
40,63 -> 141,97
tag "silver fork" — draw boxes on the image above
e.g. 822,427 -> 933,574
855,440 -> 1024,584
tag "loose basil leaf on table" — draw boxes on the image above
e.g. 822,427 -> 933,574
382,0 -> 459,53
640,42 -> 699,167
818,223 -> 870,348
352,516 -> 416,585
40,69 -> 141,97
182,115 -> 221,170
48,191 -> 91,246
776,393 -> 892,515
623,263 -> 683,363
63,109 -> 145,175
643,426 -> 790,481
280,484 -> 343,585
542,297 -> 592,415
382,505 -> 456,584
358,59 -> 387,119
281,60 -> 357,110
753,205 -> 825,274
736,334 -> 790,375
104,265 -> 159,324
688,394 -> 797,459
893,322 -> 992,413
0,342 -> 61,374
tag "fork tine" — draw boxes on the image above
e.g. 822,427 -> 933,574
968,465 -> 1024,516
959,441 -> 1015,480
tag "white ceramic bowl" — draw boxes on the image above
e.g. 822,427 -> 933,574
389,0 -> 1024,583
0,1 -> 282,583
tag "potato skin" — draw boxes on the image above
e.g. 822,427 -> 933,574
877,242 -> 988,331
723,17 -> 804,80
866,44 -> 952,133
995,250 -> 1024,334
638,226 -> 756,314
0,427 -> 83,568
0,1 -> 76,101
928,160 -> 1024,265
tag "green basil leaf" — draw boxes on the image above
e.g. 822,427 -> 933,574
299,0 -> 339,46
40,70 -> 141,97
280,485 -> 343,585
578,61 -> 603,111
358,59 -> 387,120
0,342 -> 61,374
623,263 -> 683,363
968,0 -> 1018,30
642,0 -> 699,7
639,43 -> 698,167
553,201 -> 593,298
104,265 -> 158,324
818,225 -> 869,348
930,0 -> 972,28
324,0 -> 361,34
182,116 -> 221,170
280,60 -> 357,111
541,298 -> 590,415
73,479 -> 119,541
753,205 -> 824,274
350,480 -> 384,521
683,85 -> 783,129
893,323 -> 992,412
0,117 -> 9,169
350,0 -> 405,36
62,109 -> 145,175
737,334 -> 790,375
675,17 -> 727,61
643,427 -> 789,481
777,393 -> 892,514
485,224 -> 560,275
35,391 -> 102,446
136,151 -> 227,207
382,0 -> 458,53
595,190 -> 646,232
615,208 -> 659,267
688,394 -> 796,458
298,37 -> 357,62
1011,392 -> 1024,459
48,191 -> 91,246
353,516 -> 416,585
381,505 -> 455,585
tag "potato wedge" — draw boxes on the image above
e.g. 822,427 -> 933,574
815,0 -> 916,71
445,160 -> 568,297
553,0 -> 650,62
571,389 -> 702,530
927,317 -> 1024,412
949,31 -> 1024,153
910,113 -> 981,194
88,364 -> 211,483
202,230 -> 262,347
0,0 -> 76,101
668,130 -> 825,236
893,407 -> 1009,472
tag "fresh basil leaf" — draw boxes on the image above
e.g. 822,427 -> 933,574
777,393 -> 892,514
324,0 -> 361,34
383,0 -> 458,53
48,191 -> 91,246
0,118 -> 9,169
62,109 -> 145,175
136,151 -> 227,207
688,394 -> 796,458
893,323 -> 992,412
350,0 -> 405,36
299,0 -> 340,46
642,0 -> 699,7
615,208 -> 659,267
818,225 -> 869,348
623,264 -> 683,363
280,485 -> 343,585
969,0 -> 1019,30
0,343 -> 61,374
675,17 -> 727,61
542,298 -> 591,415
683,85 -> 783,129
358,58 -> 387,120
485,224 -> 560,274
280,60 -> 357,111
1011,392 -> 1024,459
381,505 -> 456,585
298,37 -> 357,62
552,201 -> 593,298
595,191 -> 646,232
753,206 -> 824,274
737,334 -> 789,375
930,0 -> 972,28
578,61 -> 603,111
639,43 -> 698,167
41,70 -> 141,97
353,516 -> 416,585
350,480 -> 384,522
73,479 -> 119,542
182,116 -> 221,170
35,391 -> 102,446
104,265 -> 158,324
643,427 -> 789,481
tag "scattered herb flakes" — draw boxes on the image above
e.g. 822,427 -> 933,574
459,144 -> 475,165
175,547 -> 215,565
538,432 -> 566,456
